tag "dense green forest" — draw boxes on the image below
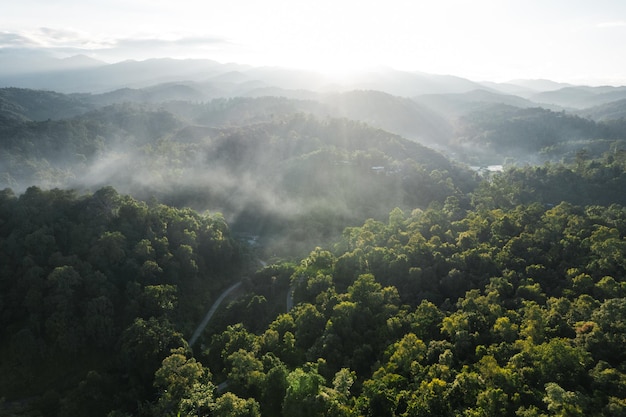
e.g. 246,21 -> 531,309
0,187 -> 243,415
452,105 -> 626,165
3,156 -> 626,416
2,85 -> 626,416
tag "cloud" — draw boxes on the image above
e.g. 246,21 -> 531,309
39,27 -> 84,41
0,31 -> 36,47
107,35 -> 232,58
113,36 -> 230,49
0,28 -> 111,50
0,28 -> 233,62
92,35 -> 233,62
596,21 -> 626,28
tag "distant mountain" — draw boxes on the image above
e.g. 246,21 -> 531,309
207,70 -> 253,84
451,104 -> 602,163
0,50 -> 106,76
243,86 -> 321,100
0,87 -> 93,121
237,66 -> 486,96
86,83 -> 207,106
0,104 -> 476,255
56,54 -> 105,69
478,81 -> 537,97
507,79 -> 573,92
166,96 -> 328,126
0,85 -> 457,146
530,86 -> 626,109
576,98 -> 626,121
87,79 -> 279,107
0,84 -> 214,121
162,89 -> 455,145
0,58 -> 246,93
345,69 -> 488,96
413,89 -> 553,121
158,91 -> 453,146
322,90 -> 453,145
0,56 -> 498,96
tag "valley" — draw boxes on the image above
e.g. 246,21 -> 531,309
2,59 -> 626,416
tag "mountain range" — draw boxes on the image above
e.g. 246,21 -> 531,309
3,53 -> 626,112
3,54 -> 626,182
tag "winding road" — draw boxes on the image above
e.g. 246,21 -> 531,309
187,258 -> 300,393
188,259 -> 296,348
188,281 -> 242,347
286,288 -> 294,312
286,274 -> 305,312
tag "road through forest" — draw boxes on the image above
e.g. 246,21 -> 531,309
188,259 -> 297,347
188,281 -> 242,347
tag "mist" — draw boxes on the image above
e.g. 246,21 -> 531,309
0,95 -> 462,257
6,2 -> 626,415
3,62 -> 626,257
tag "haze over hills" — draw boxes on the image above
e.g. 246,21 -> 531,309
0,93 -> 477,258
3,54 -> 625,108
5,0 -> 626,415
3,55 -> 626,251
0,50 -> 106,76
3,55 -> 626,257
413,89 -> 559,121
3,54 -> 626,174
505,79 -> 573,93
3,53 -> 626,112
529,85 -> 626,109
576,98 -> 626,121
4,43 -> 626,417
0,54 -> 529,96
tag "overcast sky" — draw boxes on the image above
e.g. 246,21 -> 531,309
2,0 -> 626,84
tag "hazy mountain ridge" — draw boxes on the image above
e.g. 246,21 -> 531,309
451,104 -> 626,164
0,57 -> 246,93
0,50 -> 106,76
0,55 -> 571,97
506,78 -> 573,93
0,87 -> 94,121
88,83 -> 207,106
413,89 -> 558,121
530,85 -> 626,109
0,99 -> 476,256
3,61 -> 626,205
319,90 -> 454,144
577,98 -> 626,121
3,55 -> 626,117
0,87 -> 454,145
3,81 -> 626,175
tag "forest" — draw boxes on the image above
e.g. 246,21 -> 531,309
2,74 -> 626,416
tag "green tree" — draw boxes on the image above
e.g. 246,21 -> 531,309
543,382 -> 584,417
226,349 -> 265,398
119,317 -> 187,396
283,366 -> 327,417
385,333 -> 427,378
590,298 -> 626,364
153,347 -> 214,417
213,392 -> 261,417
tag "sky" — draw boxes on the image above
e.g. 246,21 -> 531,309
2,0 -> 626,85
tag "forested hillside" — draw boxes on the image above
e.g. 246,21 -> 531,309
0,88 -> 93,121
451,105 -> 626,164
4,85 -> 626,173
0,96 -> 477,257
0,187 -> 243,415
188,157 -> 626,417
3,81 -> 626,416
3,157 -> 626,416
